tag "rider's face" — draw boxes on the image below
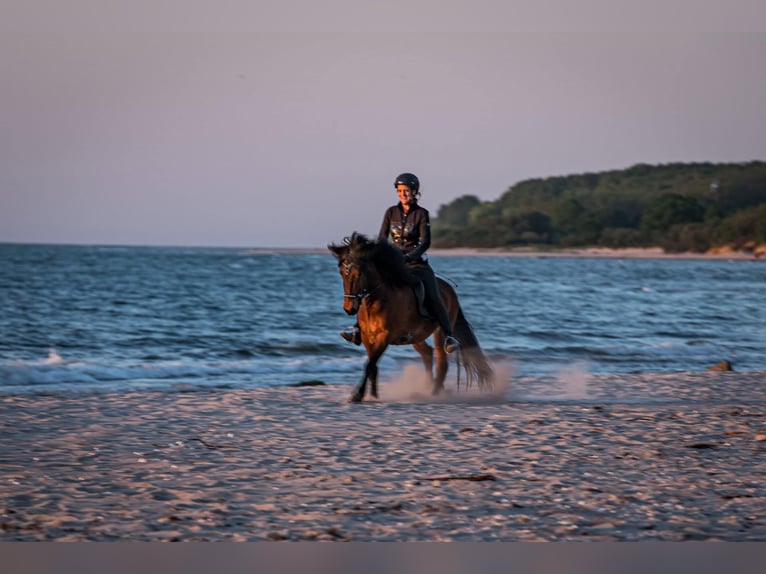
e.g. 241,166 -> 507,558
396,185 -> 416,206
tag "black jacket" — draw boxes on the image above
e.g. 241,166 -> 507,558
378,203 -> 431,262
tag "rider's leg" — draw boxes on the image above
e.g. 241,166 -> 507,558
413,264 -> 459,354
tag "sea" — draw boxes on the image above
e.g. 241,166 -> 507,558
1,243 -> 764,395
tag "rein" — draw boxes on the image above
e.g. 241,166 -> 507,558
343,284 -> 380,301
342,261 -> 381,301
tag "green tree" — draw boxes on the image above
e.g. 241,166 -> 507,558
503,210 -> 552,243
640,193 -> 705,233
434,195 -> 481,228
550,197 -> 585,232
468,202 -> 502,227
716,204 -> 766,246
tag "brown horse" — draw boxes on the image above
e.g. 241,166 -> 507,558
329,232 -> 493,403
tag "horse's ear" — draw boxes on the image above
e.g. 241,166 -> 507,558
348,232 -> 372,247
327,242 -> 345,259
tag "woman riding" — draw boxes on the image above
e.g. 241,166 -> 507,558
340,172 -> 460,354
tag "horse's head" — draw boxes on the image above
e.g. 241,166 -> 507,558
328,233 -> 376,315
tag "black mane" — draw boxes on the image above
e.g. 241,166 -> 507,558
329,232 -> 416,288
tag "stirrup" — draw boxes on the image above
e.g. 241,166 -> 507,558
444,336 -> 460,354
340,326 -> 361,346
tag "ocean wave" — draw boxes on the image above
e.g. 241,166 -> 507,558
0,354 -> 363,394
1,245 -> 764,394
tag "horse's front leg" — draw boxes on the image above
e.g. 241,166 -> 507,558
368,342 -> 389,399
349,370 -> 369,403
368,358 -> 380,399
349,344 -> 387,403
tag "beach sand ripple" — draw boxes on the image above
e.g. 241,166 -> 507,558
1,370 -> 765,541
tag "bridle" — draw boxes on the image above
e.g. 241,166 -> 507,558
342,259 -> 380,302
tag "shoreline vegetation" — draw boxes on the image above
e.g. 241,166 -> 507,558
431,161 -> 766,254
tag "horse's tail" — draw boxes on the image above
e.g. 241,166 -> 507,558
453,306 -> 494,390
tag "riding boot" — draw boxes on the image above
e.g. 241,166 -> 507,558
340,323 -> 361,345
429,301 -> 459,353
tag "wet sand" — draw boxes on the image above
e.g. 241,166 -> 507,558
1,370 -> 765,541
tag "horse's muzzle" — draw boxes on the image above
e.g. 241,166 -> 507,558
343,299 -> 359,315
344,303 -> 359,316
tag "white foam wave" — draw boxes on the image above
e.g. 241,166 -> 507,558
0,350 -> 362,393
43,349 -> 64,365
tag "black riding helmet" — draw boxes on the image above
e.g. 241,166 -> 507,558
394,172 -> 420,197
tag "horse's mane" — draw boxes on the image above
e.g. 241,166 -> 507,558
331,232 -> 416,288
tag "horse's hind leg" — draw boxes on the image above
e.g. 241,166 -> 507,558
414,339 -> 446,395
412,341 -> 434,386
433,335 -> 448,395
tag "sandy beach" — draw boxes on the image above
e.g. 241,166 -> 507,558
431,246 -> 764,260
1,368 -> 764,542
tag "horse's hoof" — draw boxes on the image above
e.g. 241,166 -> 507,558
348,394 -> 363,403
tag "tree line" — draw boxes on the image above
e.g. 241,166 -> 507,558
431,161 -> 766,252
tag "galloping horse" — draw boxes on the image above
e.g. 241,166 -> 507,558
329,232 -> 493,403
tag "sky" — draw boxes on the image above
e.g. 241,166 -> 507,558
1,1 -> 765,248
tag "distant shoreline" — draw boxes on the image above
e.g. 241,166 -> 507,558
3,242 -> 762,260
247,246 -> 764,261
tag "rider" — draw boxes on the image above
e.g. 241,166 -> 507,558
341,172 -> 460,354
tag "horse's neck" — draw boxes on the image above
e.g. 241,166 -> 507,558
365,265 -> 411,306
364,266 -> 385,296
361,266 -> 389,295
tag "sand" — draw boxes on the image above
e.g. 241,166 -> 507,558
430,246 -> 765,260
1,369 -> 765,541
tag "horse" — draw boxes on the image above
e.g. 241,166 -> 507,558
329,232 -> 493,403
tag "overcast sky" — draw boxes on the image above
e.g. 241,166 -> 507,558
1,1 -> 765,247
